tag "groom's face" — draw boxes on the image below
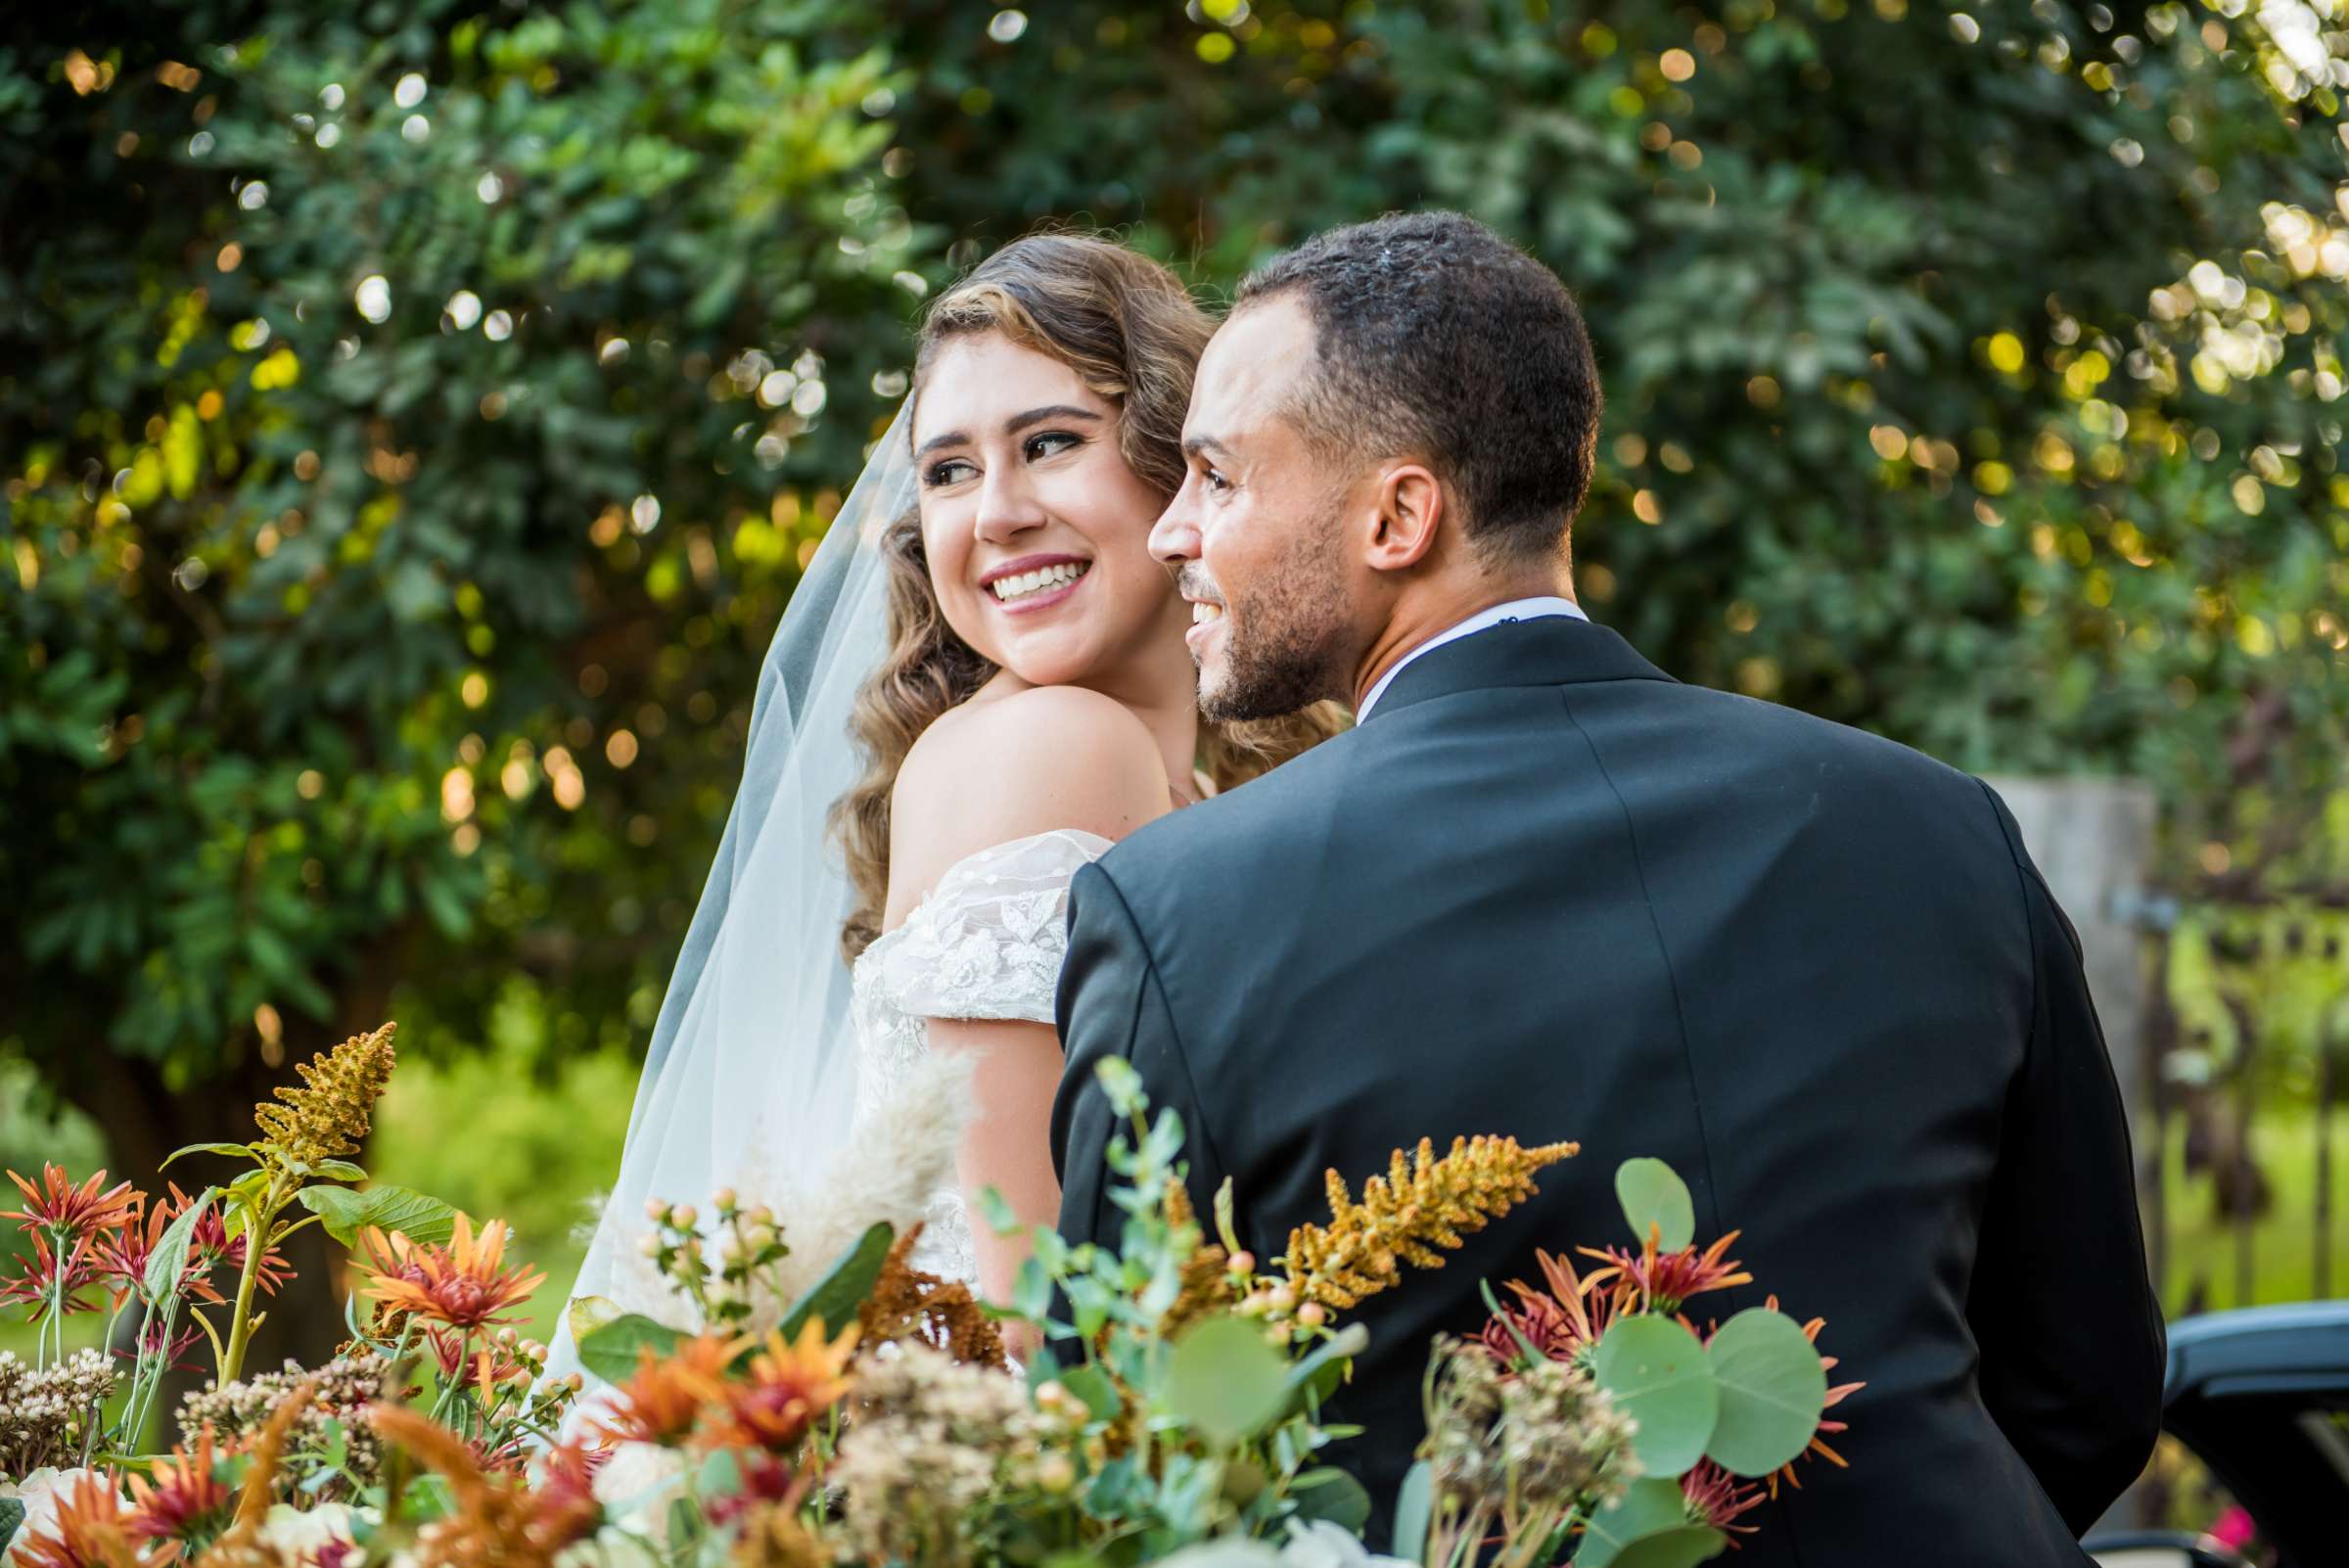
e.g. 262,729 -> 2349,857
1153,296 -> 1359,721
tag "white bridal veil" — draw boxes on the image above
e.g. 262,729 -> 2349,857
542,404 -> 918,1388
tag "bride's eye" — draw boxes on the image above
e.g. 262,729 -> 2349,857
924,457 -> 977,487
1026,432 -> 1082,462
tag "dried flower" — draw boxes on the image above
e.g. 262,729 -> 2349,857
366,1405 -> 563,1568
176,1357 -> 395,1498
1157,1179 -> 1235,1339
0,1351 -> 120,1477
832,1344 -> 1047,1568
855,1227 -> 1006,1369
252,1025 -> 396,1175
705,1320 -> 857,1453
354,1215 -> 543,1333
4,1169 -> 140,1242
125,1428 -> 234,1545
8,1470 -> 171,1568
1284,1136 -> 1579,1311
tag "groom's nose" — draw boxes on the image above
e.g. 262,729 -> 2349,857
1150,477 -> 1201,567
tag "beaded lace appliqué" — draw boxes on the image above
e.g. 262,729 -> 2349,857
849,829 -> 1110,1284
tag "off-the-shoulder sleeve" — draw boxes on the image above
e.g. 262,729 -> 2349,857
863,829 -> 1113,1023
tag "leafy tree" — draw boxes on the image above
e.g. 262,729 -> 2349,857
1,0 -> 920,1360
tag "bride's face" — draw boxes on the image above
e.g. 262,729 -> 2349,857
911,333 -> 1189,692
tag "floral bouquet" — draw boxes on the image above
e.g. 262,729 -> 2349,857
0,1028 -> 1854,1568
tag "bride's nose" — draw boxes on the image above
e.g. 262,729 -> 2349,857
972,463 -> 1046,545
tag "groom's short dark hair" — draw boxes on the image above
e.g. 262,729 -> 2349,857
1235,211 -> 1600,566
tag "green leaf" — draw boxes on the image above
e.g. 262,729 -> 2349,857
1390,1460 -> 1433,1565
1592,1314 -> 1719,1473
1604,1525 -> 1728,1568
1057,1363 -> 1124,1423
163,1142 -> 255,1168
1577,1478 -> 1710,1568
309,1160 -> 369,1182
144,1186 -> 216,1304
1281,1321 -> 1367,1413
974,1184 -> 1018,1235
566,1294 -> 622,1348
1213,1176 -> 1242,1255
1614,1158 -> 1695,1252
1289,1467 -> 1371,1532
1011,1255 -> 1052,1320
1703,1308 -> 1828,1477
1162,1315 -> 1291,1447
0,1497 -> 24,1558
777,1222 -> 894,1340
295,1183 -> 458,1248
576,1313 -> 685,1385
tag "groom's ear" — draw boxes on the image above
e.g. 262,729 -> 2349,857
1363,462 -> 1446,575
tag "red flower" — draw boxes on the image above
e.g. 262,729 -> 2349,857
93,1186 -> 289,1313
1483,1249 -> 1622,1366
595,1333 -> 735,1446
1681,1460 -> 1768,1538
0,1232 -> 109,1320
5,1167 -> 140,1240
125,1428 -> 234,1544
528,1442 -> 607,1551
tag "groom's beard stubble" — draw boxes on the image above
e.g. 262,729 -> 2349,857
1193,500 -> 1354,724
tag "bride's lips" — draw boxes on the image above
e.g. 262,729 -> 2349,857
980,552 -> 1092,618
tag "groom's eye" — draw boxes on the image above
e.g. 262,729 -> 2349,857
1204,467 -> 1232,493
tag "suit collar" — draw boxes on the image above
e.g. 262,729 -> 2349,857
1358,615 -> 1675,722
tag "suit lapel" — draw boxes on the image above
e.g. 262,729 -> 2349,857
1361,617 -> 1675,723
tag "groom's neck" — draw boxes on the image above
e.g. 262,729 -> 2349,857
1348,565 -> 1577,712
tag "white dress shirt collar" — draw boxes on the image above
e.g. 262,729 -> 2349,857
1354,596 -> 1588,722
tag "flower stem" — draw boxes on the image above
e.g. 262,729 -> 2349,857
219,1179 -> 289,1384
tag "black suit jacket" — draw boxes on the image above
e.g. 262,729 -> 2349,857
1051,617 -> 2163,1564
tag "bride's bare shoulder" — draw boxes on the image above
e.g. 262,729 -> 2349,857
886,686 -> 1168,910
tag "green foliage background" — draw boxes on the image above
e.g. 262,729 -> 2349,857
2,0 -> 2345,1358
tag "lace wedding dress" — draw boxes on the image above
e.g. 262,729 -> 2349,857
848,828 -> 1112,1284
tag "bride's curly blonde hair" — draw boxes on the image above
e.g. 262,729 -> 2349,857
831,234 -> 1347,961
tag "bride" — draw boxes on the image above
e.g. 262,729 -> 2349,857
549,234 -> 1337,1374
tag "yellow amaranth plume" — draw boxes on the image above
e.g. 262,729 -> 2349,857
1283,1135 -> 1580,1311
253,1023 -> 397,1172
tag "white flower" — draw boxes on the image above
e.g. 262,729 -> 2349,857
1279,1519 -> 1417,1568
255,1501 -> 372,1567
588,1443 -> 687,1537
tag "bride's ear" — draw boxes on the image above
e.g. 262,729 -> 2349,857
1363,462 -> 1445,575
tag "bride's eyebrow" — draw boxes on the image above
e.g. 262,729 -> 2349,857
1004,404 -> 1102,437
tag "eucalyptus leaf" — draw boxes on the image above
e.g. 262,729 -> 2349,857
1605,1525 -> 1729,1568
1591,1314 -> 1720,1473
0,1497 -> 24,1558
1162,1315 -> 1291,1447
777,1222 -> 894,1340
1390,1460 -> 1433,1565
1703,1308 -> 1828,1477
1614,1158 -> 1696,1252
1056,1363 -> 1125,1423
1289,1467 -> 1371,1532
1576,1478 -> 1703,1568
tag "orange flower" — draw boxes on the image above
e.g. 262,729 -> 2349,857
355,1215 -> 544,1332
593,1333 -> 736,1446
125,1428 -> 234,1545
14,1472 -> 178,1568
1577,1228 -> 1754,1315
705,1320 -> 857,1453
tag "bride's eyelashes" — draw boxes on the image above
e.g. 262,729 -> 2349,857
921,432 -> 1087,489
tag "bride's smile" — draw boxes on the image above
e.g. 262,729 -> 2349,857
981,552 -> 1092,613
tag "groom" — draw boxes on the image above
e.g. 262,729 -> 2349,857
1050,212 -> 2163,1560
